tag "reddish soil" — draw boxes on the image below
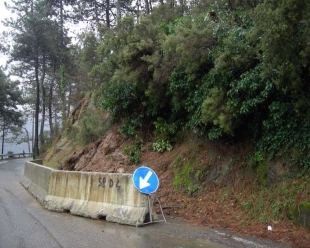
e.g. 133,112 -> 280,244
61,126 -> 310,248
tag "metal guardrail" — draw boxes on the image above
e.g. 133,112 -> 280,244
0,153 -> 33,159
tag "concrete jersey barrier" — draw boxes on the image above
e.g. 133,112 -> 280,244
20,161 -> 53,204
20,161 -> 150,226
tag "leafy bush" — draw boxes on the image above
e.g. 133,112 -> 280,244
152,139 -> 173,153
119,114 -> 144,138
257,102 -> 310,168
123,140 -> 143,164
202,87 -> 234,135
152,117 -> 177,152
97,81 -> 138,120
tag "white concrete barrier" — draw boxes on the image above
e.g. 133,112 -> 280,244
20,161 -> 53,204
21,161 -> 150,226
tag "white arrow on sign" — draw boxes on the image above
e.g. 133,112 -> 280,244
139,171 -> 152,189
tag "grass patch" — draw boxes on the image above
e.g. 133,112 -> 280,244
236,178 -> 310,224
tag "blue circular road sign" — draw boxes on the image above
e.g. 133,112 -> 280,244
132,166 -> 159,194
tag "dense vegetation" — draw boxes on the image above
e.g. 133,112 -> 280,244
1,0 -> 310,172
93,0 -> 310,171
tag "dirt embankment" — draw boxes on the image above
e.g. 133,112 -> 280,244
42,122 -> 310,248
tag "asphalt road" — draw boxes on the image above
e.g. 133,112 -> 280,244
0,159 -> 290,248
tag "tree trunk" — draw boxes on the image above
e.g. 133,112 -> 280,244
67,81 -> 72,118
116,0 -> 121,21
144,0 -> 150,15
60,65 -> 66,127
106,0 -> 110,28
59,0 -> 66,127
49,71 -> 55,139
33,55 -> 40,159
168,0 -> 174,8
40,53 -> 46,146
24,128 -> 31,153
60,0 -> 64,50
136,0 -> 141,23
179,0 -> 185,15
54,108 -> 58,135
32,111 -> 34,154
1,125 -> 5,158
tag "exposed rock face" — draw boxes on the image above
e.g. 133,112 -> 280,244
268,159 -> 290,184
62,126 -> 130,173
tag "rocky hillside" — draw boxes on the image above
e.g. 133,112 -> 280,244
44,96 -> 310,248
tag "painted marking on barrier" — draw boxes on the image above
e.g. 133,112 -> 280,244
98,177 -> 121,189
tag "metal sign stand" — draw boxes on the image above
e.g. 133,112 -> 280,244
133,166 -> 165,227
136,194 -> 167,227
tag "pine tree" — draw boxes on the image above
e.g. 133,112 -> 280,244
0,68 -> 24,156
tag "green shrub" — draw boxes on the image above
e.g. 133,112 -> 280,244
152,117 -> 177,153
257,102 -> 310,168
123,140 -> 143,164
119,114 -> 143,138
97,81 -> 138,120
152,139 -> 173,153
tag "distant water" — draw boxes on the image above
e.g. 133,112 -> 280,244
2,141 -> 30,154
1,119 -> 33,155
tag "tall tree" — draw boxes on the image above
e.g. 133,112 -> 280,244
0,68 -> 24,156
3,0 -> 64,157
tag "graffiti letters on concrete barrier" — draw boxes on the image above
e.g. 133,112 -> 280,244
98,177 -> 121,189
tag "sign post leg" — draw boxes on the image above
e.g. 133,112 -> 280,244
148,195 -> 153,223
155,194 -> 167,223
136,194 -> 166,226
